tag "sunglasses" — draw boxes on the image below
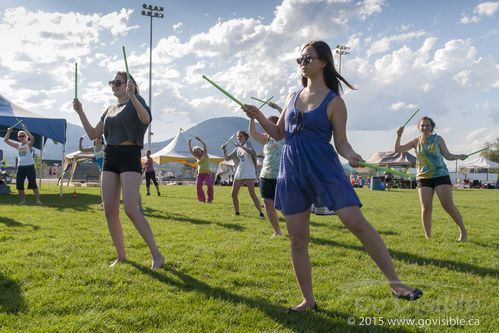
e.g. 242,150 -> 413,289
296,55 -> 320,65
293,111 -> 304,134
108,80 -> 123,87
18,135 -> 26,138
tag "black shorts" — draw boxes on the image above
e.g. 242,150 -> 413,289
145,171 -> 158,186
16,165 -> 37,190
102,145 -> 142,174
259,177 -> 277,201
417,175 -> 452,189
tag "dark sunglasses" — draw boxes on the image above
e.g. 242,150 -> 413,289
18,135 -> 26,138
293,111 -> 304,134
296,55 -> 320,65
108,80 -> 123,87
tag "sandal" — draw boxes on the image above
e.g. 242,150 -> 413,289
392,288 -> 423,301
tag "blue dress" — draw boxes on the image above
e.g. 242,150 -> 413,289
274,89 -> 362,215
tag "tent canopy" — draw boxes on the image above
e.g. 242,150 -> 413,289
458,156 -> 499,172
0,94 -> 66,148
365,151 -> 416,166
146,130 -> 223,167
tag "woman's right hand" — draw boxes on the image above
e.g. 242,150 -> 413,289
221,144 -> 227,151
396,126 -> 404,137
73,98 -> 82,113
242,104 -> 260,119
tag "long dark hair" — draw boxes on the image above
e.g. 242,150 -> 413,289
116,71 -> 140,95
301,41 -> 355,95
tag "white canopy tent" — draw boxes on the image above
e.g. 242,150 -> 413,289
459,156 -> 499,170
458,156 -> 499,182
145,130 -> 224,167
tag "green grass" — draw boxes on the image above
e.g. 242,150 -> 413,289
0,184 -> 497,332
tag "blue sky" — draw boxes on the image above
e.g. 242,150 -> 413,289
1,0 -> 498,165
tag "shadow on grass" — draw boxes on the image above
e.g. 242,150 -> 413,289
0,216 -> 40,230
0,273 -> 24,314
145,207 -> 245,232
129,261 -> 408,332
468,240 -> 499,250
0,193 -> 102,212
311,237 -> 499,277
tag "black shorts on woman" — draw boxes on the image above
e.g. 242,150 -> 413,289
102,145 -> 142,174
417,175 -> 452,189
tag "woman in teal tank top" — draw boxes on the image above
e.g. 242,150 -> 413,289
395,116 -> 467,241
243,40 -> 422,312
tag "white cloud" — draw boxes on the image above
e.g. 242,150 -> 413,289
367,30 -> 426,56
475,1 -> 499,16
172,22 -> 183,33
460,1 -> 499,24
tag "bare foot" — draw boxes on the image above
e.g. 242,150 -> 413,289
110,259 -> 126,267
271,232 -> 283,238
459,232 -> 467,242
152,255 -> 165,269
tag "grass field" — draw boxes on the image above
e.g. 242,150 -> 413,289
0,184 -> 498,332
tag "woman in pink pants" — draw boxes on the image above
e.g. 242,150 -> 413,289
189,136 -> 214,203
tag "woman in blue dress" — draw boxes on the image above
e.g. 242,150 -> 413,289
243,41 -> 422,312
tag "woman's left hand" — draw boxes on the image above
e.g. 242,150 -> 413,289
126,79 -> 135,97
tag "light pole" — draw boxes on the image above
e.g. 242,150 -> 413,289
335,44 -> 350,74
141,3 -> 164,150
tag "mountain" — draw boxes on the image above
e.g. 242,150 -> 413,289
152,117 -> 264,157
0,117 -> 264,165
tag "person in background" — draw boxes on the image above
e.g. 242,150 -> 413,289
142,149 -> 161,196
221,131 -> 264,218
79,135 -> 105,207
243,40 -> 422,312
73,71 -> 164,268
188,136 -> 214,203
3,124 -> 42,205
249,102 -> 284,237
394,116 -> 467,241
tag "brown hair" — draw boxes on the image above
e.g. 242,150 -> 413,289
301,41 -> 355,95
418,116 -> 435,132
116,71 -> 140,95
237,130 -> 249,139
268,116 -> 279,124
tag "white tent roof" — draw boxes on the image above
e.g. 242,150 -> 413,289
145,130 -> 223,167
459,156 -> 499,169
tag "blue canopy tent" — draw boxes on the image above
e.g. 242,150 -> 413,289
0,94 -> 67,196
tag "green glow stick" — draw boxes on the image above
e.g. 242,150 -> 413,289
222,136 -> 237,146
74,62 -> 78,99
358,161 -> 415,180
122,46 -> 130,80
11,119 -> 23,128
466,147 -> 489,158
402,108 -> 419,127
223,133 -> 236,145
251,96 -> 274,109
202,75 -> 247,109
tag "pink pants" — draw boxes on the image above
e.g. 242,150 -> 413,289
196,173 -> 213,202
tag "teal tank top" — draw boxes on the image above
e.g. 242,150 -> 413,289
415,134 -> 448,179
